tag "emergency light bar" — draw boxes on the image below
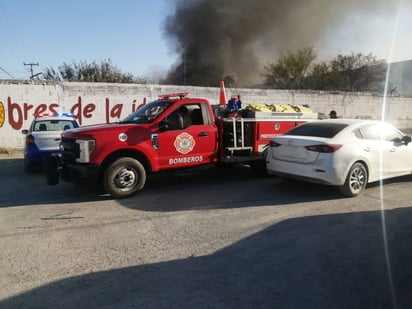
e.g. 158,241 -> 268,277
34,112 -> 55,118
58,112 -> 74,117
158,92 -> 190,100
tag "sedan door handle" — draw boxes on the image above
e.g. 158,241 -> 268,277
363,147 -> 371,152
198,132 -> 208,137
54,138 -> 61,141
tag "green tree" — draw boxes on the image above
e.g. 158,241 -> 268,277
43,59 -> 147,83
263,47 -> 317,89
305,62 -> 334,90
330,53 -> 386,91
306,53 -> 386,92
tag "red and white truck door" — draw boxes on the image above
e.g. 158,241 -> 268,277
156,103 -> 218,169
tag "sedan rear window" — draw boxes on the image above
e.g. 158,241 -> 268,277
34,120 -> 78,132
284,122 -> 348,138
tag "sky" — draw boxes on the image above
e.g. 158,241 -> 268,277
322,4 -> 412,63
0,0 -> 176,80
0,0 -> 412,81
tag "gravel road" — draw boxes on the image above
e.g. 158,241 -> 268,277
0,154 -> 411,308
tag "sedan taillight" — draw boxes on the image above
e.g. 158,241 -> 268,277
26,134 -> 35,145
305,144 -> 342,153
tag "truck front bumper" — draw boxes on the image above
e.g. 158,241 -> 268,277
44,154 -> 100,186
61,163 -> 100,185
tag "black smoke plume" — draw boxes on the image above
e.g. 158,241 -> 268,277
163,0 -> 397,87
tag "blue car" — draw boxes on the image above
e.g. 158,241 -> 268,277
21,113 -> 79,172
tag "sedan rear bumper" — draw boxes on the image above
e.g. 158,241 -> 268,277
266,159 -> 344,186
267,169 -> 336,185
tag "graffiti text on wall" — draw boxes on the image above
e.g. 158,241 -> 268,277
0,97 -> 146,130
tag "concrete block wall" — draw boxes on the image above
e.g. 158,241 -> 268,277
1,80 -> 412,150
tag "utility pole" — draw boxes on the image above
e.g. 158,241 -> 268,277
23,62 -> 39,79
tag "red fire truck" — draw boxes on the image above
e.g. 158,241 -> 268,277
44,93 -> 319,198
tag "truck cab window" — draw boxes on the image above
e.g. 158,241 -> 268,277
176,103 -> 207,126
191,108 -> 203,125
173,105 -> 192,129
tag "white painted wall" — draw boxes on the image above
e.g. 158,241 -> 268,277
1,80 -> 412,150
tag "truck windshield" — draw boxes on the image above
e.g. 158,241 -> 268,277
120,101 -> 172,124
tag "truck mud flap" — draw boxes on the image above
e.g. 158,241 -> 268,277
43,154 -> 59,186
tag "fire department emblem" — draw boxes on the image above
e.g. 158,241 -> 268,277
174,132 -> 195,154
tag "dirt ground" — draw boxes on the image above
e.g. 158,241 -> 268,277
0,155 -> 412,308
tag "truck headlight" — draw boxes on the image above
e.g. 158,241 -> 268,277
76,139 -> 95,163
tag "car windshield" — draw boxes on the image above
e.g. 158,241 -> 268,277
120,101 -> 172,124
284,122 -> 348,138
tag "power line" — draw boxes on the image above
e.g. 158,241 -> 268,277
0,65 -> 16,79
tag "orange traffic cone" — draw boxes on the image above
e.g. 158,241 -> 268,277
219,80 -> 227,105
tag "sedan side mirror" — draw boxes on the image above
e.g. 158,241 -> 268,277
402,135 -> 411,145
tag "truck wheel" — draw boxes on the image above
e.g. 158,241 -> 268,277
339,162 -> 367,197
43,155 -> 59,186
104,157 -> 146,199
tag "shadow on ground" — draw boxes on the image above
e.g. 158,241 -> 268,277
118,164 -> 347,211
2,207 -> 411,308
2,157 -> 410,211
0,157 -> 346,208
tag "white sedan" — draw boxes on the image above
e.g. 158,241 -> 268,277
265,119 -> 412,196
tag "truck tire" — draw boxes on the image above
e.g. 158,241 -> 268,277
103,157 -> 146,199
339,162 -> 367,197
43,155 -> 59,186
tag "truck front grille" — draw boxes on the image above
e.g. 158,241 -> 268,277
61,137 -> 79,164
